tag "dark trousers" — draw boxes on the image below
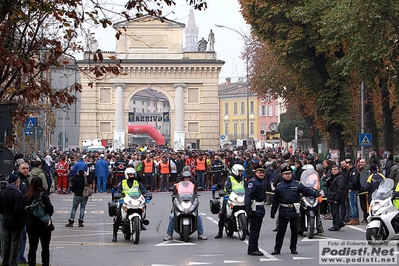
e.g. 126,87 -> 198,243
331,202 -> 344,229
248,215 -> 263,253
27,229 -> 51,266
113,205 -> 122,235
2,227 -> 22,266
358,193 -> 368,221
274,216 -> 298,252
144,173 -> 155,190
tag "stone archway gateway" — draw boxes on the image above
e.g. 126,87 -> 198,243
77,16 -> 223,150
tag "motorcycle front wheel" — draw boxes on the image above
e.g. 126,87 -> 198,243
132,216 -> 140,244
366,227 -> 387,243
307,216 -> 315,239
237,214 -> 247,241
183,224 -> 190,242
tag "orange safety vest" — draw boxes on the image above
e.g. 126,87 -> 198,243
196,158 -> 206,171
143,160 -> 154,173
159,161 -> 170,174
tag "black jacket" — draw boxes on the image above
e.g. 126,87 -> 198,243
347,166 -> 361,190
23,190 -> 54,233
0,184 -> 24,229
70,174 -> 94,196
327,172 -> 347,203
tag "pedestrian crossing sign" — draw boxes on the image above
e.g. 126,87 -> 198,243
359,133 -> 372,147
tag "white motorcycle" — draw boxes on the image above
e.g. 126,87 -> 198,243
366,178 -> 399,242
114,190 -> 152,244
218,188 -> 248,241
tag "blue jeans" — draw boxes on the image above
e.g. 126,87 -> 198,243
17,225 -> 27,262
196,172 -> 205,190
97,176 -> 107,193
166,212 -> 204,236
349,190 -> 359,219
70,195 -> 88,220
160,174 -> 169,191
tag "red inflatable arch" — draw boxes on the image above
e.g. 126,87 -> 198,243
128,125 -> 165,145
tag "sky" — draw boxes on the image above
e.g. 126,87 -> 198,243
76,0 -> 250,84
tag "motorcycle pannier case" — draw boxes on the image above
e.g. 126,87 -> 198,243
209,199 -> 220,214
108,201 -> 117,217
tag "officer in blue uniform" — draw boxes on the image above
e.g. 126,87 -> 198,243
270,165 -> 320,255
245,167 -> 266,256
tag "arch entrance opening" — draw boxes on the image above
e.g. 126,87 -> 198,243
127,88 -> 170,145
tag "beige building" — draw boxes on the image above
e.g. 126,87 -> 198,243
77,16 -> 224,151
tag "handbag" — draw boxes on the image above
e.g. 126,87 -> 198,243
83,177 -> 93,197
26,193 -> 52,227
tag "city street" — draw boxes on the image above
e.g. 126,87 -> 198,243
46,191 -> 382,266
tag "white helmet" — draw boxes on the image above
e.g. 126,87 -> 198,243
231,164 -> 245,176
124,167 -> 137,179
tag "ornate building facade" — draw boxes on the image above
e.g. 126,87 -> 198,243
77,16 -> 223,150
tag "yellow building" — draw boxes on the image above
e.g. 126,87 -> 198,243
218,78 -> 258,149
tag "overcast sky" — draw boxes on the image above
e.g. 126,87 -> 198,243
76,0 -> 249,84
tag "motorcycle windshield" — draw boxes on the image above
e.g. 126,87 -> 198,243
232,185 -> 245,195
300,169 -> 320,189
177,181 -> 195,199
127,188 -> 141,198
372,178 -> 394,200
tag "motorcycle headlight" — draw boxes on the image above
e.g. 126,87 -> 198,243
128,199 -> 141,207
234,196 -> 245,203
181,201 -> 192,212
370,202 -> 381,215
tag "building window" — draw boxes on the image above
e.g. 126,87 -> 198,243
133,108 -> 136,112
142,108 -> 144,113
276,104 -> 279,117
241,102 -> 245,114
224,122 -> 229,135
133,100 -> 136,104
224,102 -> 228,115
250,121 -> 254,135
261,106 -> 267,116
250,101 -> 254,114
188,88 -> 199,104
99,88 -> 111,104
188,122 -> 199,133
240,122 -> 245,137
269,105 -> 273,117
99,122 -> 111,133
142,101 -> 145,105
234,102 -> 237,114
261,124 -> 266,133
233,122 -> 238,136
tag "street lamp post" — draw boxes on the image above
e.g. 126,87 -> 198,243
215,24 -> 250,140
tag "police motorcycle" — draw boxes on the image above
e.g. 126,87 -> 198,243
211,185 -> 248,240
366,178 -> 399,242
108,169 -> 153,244
172,180 -> 199,242
299,167 -> 321,239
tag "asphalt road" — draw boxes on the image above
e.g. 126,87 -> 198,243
41,191 -> 390,266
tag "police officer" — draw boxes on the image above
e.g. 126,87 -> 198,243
270,166 -> 320,255
112,167 -> 148,242
245,167 -> 266,256
215,164 -> 245,239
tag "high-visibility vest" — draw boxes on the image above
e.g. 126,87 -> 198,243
225,176 -> 245,193
143,160 -> 153,173
56,161 -> 68,177
121,179 -> 140,198
394,182 -> 399,209
196,159 -> 206,171
159,161 -> 170,174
